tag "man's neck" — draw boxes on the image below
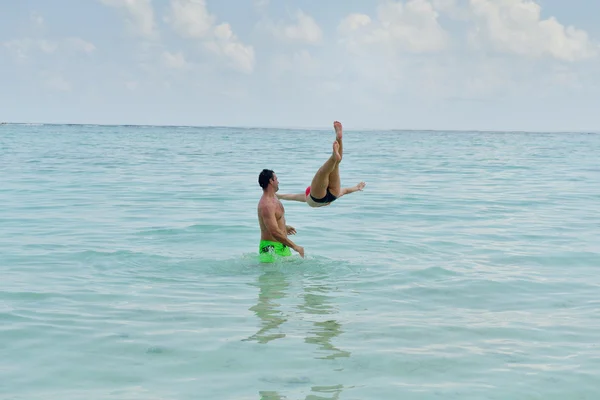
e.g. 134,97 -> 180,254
262,189 -> 276,198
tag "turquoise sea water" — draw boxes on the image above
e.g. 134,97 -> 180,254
1,124 -> 599,399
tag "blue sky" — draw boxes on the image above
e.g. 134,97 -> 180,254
1,0 -> 600,131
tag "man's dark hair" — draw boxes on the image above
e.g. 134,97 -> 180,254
258,169 -> 274,190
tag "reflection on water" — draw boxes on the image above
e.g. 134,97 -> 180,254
306,384 -> 344,399
259,391 -> 285,400
259,384 -> 345,400
243,268 -> 289,344
298,279 -> 351,360
247,266 -> 350,399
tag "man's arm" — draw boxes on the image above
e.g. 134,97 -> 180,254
276,193 -> 307,202
260,205 -> 304,256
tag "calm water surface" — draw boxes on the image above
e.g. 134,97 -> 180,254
1,124 -> 599,399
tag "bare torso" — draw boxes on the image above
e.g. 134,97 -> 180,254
258,194 -> 287,241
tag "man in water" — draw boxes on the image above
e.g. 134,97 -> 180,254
276,121 -> 366,207
257,169 -> 305,262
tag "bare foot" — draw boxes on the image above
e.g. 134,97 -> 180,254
356,182 -> 366,191
333,121 -> 343,141
333,141 -> 342,162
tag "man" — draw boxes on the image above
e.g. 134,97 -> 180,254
276,121 -> 366,207
257,169 -> 305,263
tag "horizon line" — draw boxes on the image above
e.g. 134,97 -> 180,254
0,121 -> 598,134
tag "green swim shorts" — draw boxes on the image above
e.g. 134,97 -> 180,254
259,240 -> 292,263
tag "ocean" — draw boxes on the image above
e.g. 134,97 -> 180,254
1,123 -> 599,399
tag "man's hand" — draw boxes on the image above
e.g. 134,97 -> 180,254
294,245 -> 305,258
286,225 -> 297,235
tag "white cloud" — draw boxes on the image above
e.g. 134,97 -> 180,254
165,0 -> 215,38
3,40 -> 31,60
38,40 -> 58,53
338,0 -> 449,54
254,0 -> 269,7
204,23 -> 255,73
4,37 -> 95,59
166,0 -> 255,73
333,0 -> 598,106
100,0 -> 157,38
338,14 -> 372,35
266,10 -> 323,45
468,0 -> 597,61
162,51 -> 189,69
66,38 -> 96,54
338,0 -> 597,61
3,39 -> 57,59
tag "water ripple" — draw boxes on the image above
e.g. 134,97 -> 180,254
1,125 -> 599,399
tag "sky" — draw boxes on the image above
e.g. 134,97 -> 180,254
1,0 -> 600,131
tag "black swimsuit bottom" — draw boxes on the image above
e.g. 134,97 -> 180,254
310,189 -> 337,204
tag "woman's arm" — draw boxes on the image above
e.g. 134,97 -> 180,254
338,182 -> 366,198
276,193 -> 307,202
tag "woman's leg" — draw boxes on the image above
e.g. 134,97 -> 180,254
309,141 -> 341,199
326,121 -> 343,197
333,120 -> 343,160
328,160 -> 342,197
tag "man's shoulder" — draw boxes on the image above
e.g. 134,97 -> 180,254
258,196 -> 276,212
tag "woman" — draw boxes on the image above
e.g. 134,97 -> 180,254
277,121 -> 366,207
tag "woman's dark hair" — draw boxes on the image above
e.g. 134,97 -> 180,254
258,169 -> 274,189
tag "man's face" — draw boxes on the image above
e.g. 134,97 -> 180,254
271,174 -> 279,192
